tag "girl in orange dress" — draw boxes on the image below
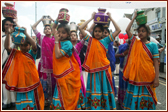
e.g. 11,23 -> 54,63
3,26 -> 44,110
123,11 -> 159,110
51,19 -> 81,110
78,12 -> 121,110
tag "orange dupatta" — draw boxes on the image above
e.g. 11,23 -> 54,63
2,49 -> 44,110
123,37 -> 157,105
82,37 -> 114,93
53,45 -> 81,110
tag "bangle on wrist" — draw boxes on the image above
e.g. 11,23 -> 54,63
54,20 -> 58,24
55,41 -> 59,44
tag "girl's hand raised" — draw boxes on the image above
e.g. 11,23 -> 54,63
91,12 -> 96,19
21,27 -> 28,35
54,31 -> 61,41
133,10 -> 138,19
107,12 -> 112,19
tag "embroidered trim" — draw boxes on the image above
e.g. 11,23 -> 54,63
123,76 -> 154,86
2,49 -> 16,80
34,88 -> 41,110
53,60 -> 74,79
23,52 -> 35,64
60,49 -> 66,56
146,85 -> 157,105
3,81 -> 40,92
142,42 -> 153,60
123,36 -> 136,72
82,37 -> 110,73
84,35 -> 89,41
56,79 -> 65,110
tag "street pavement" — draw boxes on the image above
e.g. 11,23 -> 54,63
2,70 -> 166,110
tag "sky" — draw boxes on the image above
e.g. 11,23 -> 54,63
2,1 -> 135,38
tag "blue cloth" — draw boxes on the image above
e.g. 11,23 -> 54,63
85,71 -> 116,110
118,70 -> 128,108
145,42 -> 159,58
60,40 -> 73,56
16,91 -> 37,110
107,42 -> 116,72
123,84 -> 156,110
118,43 -> 129,68
28,49 -> 37,61
15,51 -> 37,110
107,42 -> 117,97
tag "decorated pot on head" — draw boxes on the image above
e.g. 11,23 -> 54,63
78,19 -> 87,30
42,15 -> 52,26
94,8 -> 109,25
103,18 -> 110,28
70,22 -> 78,32
11,27 -> 26,44
136,10 -> 147,25
58,8 -> 70,24
2,2 -> 17,19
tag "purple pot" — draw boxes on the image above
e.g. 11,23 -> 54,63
94,8 -> 109,25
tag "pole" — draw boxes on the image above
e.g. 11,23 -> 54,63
159,22 -> 165,72
35,2 -> 37,22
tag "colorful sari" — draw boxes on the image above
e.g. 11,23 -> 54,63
2,49 -> 44,110
82,35 -> 116,110
52,41 -> 81,110
123,36 -> 159,110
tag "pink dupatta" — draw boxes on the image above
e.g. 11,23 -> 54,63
40,36 -> 55,73
73,39 -> 86,97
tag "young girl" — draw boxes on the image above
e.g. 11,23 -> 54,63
123,11 -> 159,110
32,16 -> 55,106
79,12 -> 121,110
70,31 -> 86,109
51,21 -> 81,110
3,26 -> 44,110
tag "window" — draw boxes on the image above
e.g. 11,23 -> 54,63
162,7 -> 166,17
156,11 -> 161,22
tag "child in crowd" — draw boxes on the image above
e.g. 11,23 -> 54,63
3,26 -> 44,110
123,11 -> 159,110
32,16 -> 55,106
51,19 -> 81,110
79,12 -> 121,110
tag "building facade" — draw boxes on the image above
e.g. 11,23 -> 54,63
124,7 -> 166,42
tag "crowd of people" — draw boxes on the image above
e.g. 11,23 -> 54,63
2,9 -> 166,110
